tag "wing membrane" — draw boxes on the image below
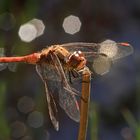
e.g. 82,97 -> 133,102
60,42 -> 98,53
0,48 -> 18,72
60,40 -> 133,76
0,48 -> 8,71
36,51 -> 80,129
99,40 -> 133,61
60,40 -> 133,60
36,64 -> 59,131
50,53 -> 80,122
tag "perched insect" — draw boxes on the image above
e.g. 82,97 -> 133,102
0,40 -> 133,130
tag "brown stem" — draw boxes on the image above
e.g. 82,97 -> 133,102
78,68 -> 91,140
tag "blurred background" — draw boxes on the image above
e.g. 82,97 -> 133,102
0,0 -> 138,140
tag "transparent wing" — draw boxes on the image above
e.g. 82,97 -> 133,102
59,42 -> 112,75
60,40 -> 133,76
60,42 -> 108,75
0,48 -> 18,72
0,63 -> 7,71
0,48 -> 8,71
8,62 -> 17,72
36,64 -> 59,131
88,40 -> 133,75
36,52 -> 80,125
60,40 -> 133,61
60,42 -> 98,53
99,40 -> 133,61
50,53 -> 80,122
88,54 -> 112,75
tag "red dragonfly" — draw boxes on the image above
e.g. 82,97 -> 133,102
0,40 -> 133,130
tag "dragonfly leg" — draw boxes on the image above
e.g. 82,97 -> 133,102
71,69 -> 80,78
68,71 -> 73,84
68,70 -> 80,84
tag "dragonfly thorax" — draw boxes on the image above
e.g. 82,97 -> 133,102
53,46 -> 70,60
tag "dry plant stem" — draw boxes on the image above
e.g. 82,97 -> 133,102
78,68 -> 91,140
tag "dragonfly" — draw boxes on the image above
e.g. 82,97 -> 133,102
0,39 -> 133,131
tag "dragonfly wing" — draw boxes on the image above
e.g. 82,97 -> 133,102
50,53 -> 80,122
0,48 -> 8,71
0,48 -> 17,72
59,42 -> 112,76
99,40 -> 133,61
8,62 -> 17,72
114,43 -> 133,60
90,40 -> 133,75
87,53 -> 112,75
60,42 -> 98,53
44,82 -> 59,131
60,40 -> 133,61
36,64 -> 59,131
0,63 -> 7,71
59,87 -> 80,122
63,40 -> 133,76
59,42 -> 111,76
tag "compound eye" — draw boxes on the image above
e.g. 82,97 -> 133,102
79,51 -> 84,57
80,56 -> 85,62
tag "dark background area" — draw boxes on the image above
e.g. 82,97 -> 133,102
0,0 -> 139,140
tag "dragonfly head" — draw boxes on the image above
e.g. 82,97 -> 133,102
68,51 -> 86,71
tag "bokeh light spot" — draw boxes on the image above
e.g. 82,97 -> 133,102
92,55 -> 111,75
62,15 -> 81,35
27,111 -> 44,128
99,40 -> 118,58
18,18 -> 45,42
29,18 -> 45,37
17,96 -> 35,114
18,23 -> 37,42
121,127 -> 134,140
11,121 -> 27,138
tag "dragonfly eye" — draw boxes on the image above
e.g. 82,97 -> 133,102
78,51 -> 82,55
